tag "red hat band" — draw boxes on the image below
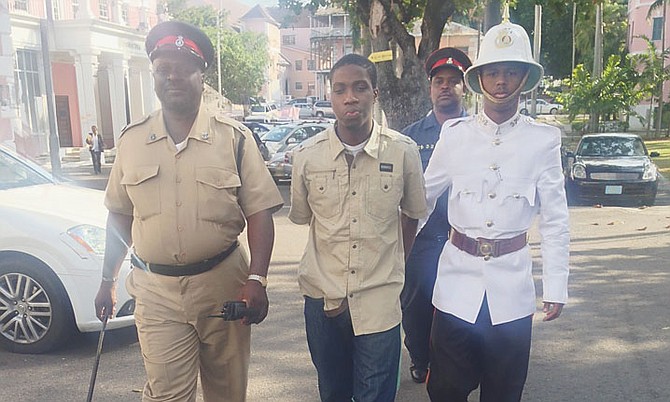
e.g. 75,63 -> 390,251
431,57 -> 465,74
152,35 -> 205,61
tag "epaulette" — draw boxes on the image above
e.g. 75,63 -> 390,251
294,131 -> 328,153
119,114 -> 151,138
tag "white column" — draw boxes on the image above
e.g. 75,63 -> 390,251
107,56 -> 128,142
78,0 -> 94,19
141,66 -> 156,114
74,53 -> 99,145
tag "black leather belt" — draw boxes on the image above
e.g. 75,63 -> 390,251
131,241 -> 239,277
450,229 -> 526,259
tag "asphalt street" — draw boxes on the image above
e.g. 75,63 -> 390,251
1,159 -> 668,401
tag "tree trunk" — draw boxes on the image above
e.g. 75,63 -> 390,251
484,0 -> 502,32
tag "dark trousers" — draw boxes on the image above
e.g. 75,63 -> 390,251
427,299 -> 532,402
304,296 -> 400,402
90,150 -> 102,174
400,236 -> 446,369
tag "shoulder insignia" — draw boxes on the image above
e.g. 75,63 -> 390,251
119,114 -> 151,138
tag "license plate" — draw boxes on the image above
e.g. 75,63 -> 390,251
605,185 -> 623,195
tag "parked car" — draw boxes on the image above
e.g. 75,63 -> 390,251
0,145 -> 135,353
292,102 -> 315,119
244,103 -> 279,123
242,122 -> 272,160
519,98 -> 563,115
564,133 -> 660,206
261,122 -> 329,157
312,101 -> 335,118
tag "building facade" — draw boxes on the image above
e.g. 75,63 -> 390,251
4,0 -> 159,158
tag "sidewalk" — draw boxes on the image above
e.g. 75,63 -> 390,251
47,158 -> 111,191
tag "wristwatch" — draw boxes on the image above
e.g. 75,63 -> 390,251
247,274 -> 267,288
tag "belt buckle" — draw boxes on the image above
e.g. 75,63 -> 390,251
477,239 -> 494,260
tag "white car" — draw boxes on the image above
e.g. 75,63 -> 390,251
519,98 -> 563,115
0,145 -> 134,353
244,103 -> 279,123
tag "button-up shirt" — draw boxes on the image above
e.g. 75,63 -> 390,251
289,121 -> 427,335
424,112 -> 569,325
105,102 -> 284,265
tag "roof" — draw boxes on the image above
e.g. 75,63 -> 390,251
240,5 -> 280,27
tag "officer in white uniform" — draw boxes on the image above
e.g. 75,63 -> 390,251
422,11 -> 570,402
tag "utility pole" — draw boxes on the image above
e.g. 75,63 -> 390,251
42,0 -> 61,175
217,0 -> 222,98
591,2 -> 603,132
655,0 -> 667,137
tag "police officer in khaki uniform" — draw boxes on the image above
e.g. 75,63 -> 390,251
94,21 -> 283,402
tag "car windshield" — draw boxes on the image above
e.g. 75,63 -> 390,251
0,149 -> 53,190
578,137 -> 646,157
250,105 -> 267,113
261,126 -> 295,142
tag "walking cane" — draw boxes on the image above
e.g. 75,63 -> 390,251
86,313 -> 109,402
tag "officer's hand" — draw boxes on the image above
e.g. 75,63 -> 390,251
542,302 -> 564,322
94,281 -> 117,321
239,281 -> 268,325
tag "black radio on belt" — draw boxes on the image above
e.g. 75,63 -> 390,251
208,301 -> 257,321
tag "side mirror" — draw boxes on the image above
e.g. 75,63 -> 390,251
287,137 -> 299,144
650,151 -> 660,157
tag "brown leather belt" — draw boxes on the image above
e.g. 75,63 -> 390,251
450,229 -> 527,259
131,241 -> 239,277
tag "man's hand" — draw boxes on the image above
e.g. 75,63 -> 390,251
239,280 -> 269,325
542,302 -> 564,322
94,281 -> 117,321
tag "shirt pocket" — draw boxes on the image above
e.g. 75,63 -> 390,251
306,169 -> 341,220
121,165 -> 161,220
196,166 -> 242,223
495,178 -> 537,230
365,173 -> 402,221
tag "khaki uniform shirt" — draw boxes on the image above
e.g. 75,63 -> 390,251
289,121 -> 427,336
105,102 -> 283,265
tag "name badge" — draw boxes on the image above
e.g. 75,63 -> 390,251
379,163 -> 393,172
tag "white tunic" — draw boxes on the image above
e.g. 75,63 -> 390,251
424,112 -> 570,325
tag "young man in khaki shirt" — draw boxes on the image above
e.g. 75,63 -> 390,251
94,21 -> 283,402
289,54 -> 427,401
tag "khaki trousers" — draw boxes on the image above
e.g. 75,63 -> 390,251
126,248 -> 251,402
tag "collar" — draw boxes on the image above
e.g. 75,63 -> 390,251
475,111 -> 522,137
327,120 -> 383,161
145,101 -> 212,145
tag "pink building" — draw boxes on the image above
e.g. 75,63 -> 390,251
3,0 -> 160,157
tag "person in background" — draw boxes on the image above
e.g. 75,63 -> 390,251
400,47 -> 472,384
86,125 -> 105,174
94,20 -> 283,402
423,13 -> 570,402
289,53 -> 427,401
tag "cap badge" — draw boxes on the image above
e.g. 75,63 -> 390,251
201,132 -> 209,140
175,35 -> 185,48
495,28 -> 514,48
150,133 -> 157,140
446,57 -> 453,65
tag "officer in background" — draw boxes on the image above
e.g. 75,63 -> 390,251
422,12 -> 570,401
85,125 -> 105,174
94,21 -> 283,402
400,47 -> 472,384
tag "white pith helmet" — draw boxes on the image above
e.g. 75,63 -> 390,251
464,13 -> 543,95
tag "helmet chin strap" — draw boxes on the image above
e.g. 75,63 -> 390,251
479,69 -> 530,105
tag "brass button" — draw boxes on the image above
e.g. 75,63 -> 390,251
486,220 -> 494,227
489,164 -> 499,171
349,293 -> 354,298
488,192 -> 496,199
513,193 -> 521,199
483,255 -> 491,261
176,201 -> 182,207
352,244 -> 357,249
352,218 -> 357,223
352,191 -> 357,196
351,270 -> 356,274
493,138 -> 501,146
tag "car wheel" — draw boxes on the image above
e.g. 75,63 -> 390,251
550,108 -> 558,115
520,109 -> 529,116
316,111 -> 324,117
0,256 -> 75,354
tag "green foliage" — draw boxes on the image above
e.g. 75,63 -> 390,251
557,54 -> 643,124
166,5 -> 270,105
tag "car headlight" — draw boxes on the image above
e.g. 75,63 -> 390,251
642,163 -> 657,181
67,224 -> 106,257
572,163 -> 586,179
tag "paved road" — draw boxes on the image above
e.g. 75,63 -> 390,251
1,160 -> 668,401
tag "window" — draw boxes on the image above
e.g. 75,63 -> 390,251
282,35 -> 296,45
653,17 -> 663,41
99,0 -> 109,20
295,82 -> 303,90
52,0 -> 60,19
14,0 -> 28,11
308,82 -> 315,92
121,3 -> 129,24
14,49 -> 43,134
295,60 -> 302,71
71,0 -> 79,16
307,59 -> 316,71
